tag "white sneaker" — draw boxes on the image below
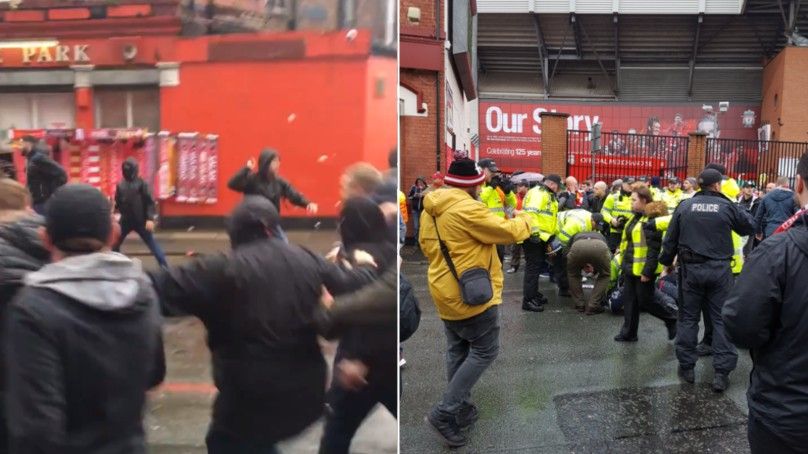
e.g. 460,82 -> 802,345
399,358 -> 407,368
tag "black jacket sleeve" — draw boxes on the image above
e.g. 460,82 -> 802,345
5,298 -> 67,453
729,201 -> 756,237
754,199 -> 767,235
148,253 -> 234,320
140,179 -> 157,221
227,166 -> 253,193
722,237 -> 784,349
280,178 -> 310,208
659,207 -> 681,266
642,221 -> 663,278
114,183 -> 123,213
303,250 -> 376,295
314,267 -> 396,339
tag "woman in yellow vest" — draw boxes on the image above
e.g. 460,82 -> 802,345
614,185 -> 678,342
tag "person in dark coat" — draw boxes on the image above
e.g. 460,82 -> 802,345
5,184 -> 165,454
24,143 -> 67,215
0,179 -> 49,454
408,177 -> 427,241
113,158 -> 168,267
148,196 -> 377,453
723,152 -> 808,454
228,148 -> 318,240
755,176 -> 798,239
319,197 -> 397,454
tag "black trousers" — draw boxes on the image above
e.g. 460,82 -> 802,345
607,231 -> 622,253
523,240 -> 547,303
496,245 -> 505,267
620,274 -> 676,338
748,414 -> 805,454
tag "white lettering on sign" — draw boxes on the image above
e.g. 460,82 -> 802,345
691,203 -> 719,213
20,44 -> 90,64
486,105 -> 599,138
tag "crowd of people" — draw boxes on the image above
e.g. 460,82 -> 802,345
0,139 -> 398,453
409,156 -> 808,453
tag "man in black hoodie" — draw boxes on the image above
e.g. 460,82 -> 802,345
149,196 -> 376,453
723,152 -> 808,454
5,183 -> 165,454
113,158 -> 168,268
24,143 -> 67,215
228,148 -> 318,241
0,179 -> 49,454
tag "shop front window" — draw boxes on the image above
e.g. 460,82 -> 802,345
95,88 -> 160,131
0,92 -> 75,131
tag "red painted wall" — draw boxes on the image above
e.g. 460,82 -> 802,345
362,56 -> 398,170
160,55 -> 393,218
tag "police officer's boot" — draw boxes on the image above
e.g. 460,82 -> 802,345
522,298 -> 544,312
678,366 -> 695,384
712,373 -> 730,393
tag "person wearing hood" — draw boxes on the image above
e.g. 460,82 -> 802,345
660,169 -> 756,392
319,197 -> 397,454
113,157 -> 168,268
228,148 -> 318,240
5,184 -> 165,454
24,142 -> 67,215
148,195 -> 377,453
755,176 -> 798,239
0,179 -> 49,453
418,158 -> 532,447
723,152 -> 808,454
613,186 -> 677,343
408,177 -> 428,242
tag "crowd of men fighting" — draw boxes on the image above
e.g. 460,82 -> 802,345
406,155 -> 808,453
0,136 -> 397,453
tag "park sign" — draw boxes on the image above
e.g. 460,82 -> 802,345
0,44 -> 91,65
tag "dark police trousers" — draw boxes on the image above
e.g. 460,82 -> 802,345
748,413 -> 805,454
523,239 -> 548,303
676,260 -> 737,373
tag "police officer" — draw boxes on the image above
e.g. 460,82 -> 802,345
521,174 -> 561,312
478,158 -> 517,265
661,177 -> 684,214
659,168 -> 755,392
601,177 -> 634,252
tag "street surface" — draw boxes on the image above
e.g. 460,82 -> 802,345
400,246 -> 753,454
121,229 -> 397,454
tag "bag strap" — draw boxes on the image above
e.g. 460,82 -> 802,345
432,215 -> 461,282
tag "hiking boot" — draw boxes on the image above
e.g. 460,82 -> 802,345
665,320 -> 677,340
712,373 -> 730,393
678,366 -> 695,384
522,299 -> 544,312
696,342 -> 713,357
614,333 -> 638,342
426,412 -> 468,447
457,402 -> 479,430
585,306 -> 605,315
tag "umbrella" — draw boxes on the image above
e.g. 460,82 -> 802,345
510,172 -> 544,184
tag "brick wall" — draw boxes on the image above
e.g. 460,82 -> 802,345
540,112 -> 569,177
401,68 -> 444,237
400,0 -> 438,34
687,132 -> 708,177
762,47 -> 808,143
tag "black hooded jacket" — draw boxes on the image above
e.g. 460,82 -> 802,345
25,147 -> 67,205
227,149 -> 309,214
723,212 -> 808,448
115,158 -> 157,227
148,197 -> 376,444
331,198 -> 396,383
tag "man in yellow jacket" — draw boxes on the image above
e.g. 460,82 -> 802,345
661,177 -> 684,214
521,174 -> 562,312
419,158 -> 532,447
478,158 -> 517,264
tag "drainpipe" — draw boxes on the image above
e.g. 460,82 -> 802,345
435,0 -> 442,171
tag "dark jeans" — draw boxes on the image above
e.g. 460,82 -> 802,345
748,414 -> 804,454
206,429 -> 278,454
523,239 -> 547,303
113,221 -> 168,267
676,260 -> 737,373
434,306 -> 500,416
319,374 -> 397,454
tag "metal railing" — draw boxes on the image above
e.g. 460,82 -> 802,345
705,138 -> 808,187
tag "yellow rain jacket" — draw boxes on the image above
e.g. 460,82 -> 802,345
601,191 -> 633,234
557,209 -> 598,247
523,185 -> 558,242
480,183 -> 517,219
661,188 -> 684,214
419,188 -> 532,320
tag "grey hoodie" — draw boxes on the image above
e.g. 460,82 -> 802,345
25,252 -> 151,311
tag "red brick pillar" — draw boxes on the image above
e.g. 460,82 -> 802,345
540,112 -> 570,177
687,132 -> 708,178
72,65 -> 94,129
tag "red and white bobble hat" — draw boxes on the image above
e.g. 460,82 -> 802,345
443,158 -> 486,188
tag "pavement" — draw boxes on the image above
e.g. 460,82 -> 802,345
123,229 -> 397,454
400,246 -> 754,454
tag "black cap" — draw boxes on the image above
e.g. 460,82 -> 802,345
625,177 -> 636,184
46,184 -> 112,252
698,169 -> 723,188
545,174 -> 562,186
705,162 -> 727,176
517,179 -> 529,187
477,158 -> 499,173
743,181 -> 756,188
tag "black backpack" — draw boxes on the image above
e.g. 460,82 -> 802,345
399,272 -> 421,342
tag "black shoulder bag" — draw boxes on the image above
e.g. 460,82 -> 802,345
432,216 -> 493,306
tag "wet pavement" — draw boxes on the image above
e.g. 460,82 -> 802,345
123,229 -> 397,454
400,246 -> 753,454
